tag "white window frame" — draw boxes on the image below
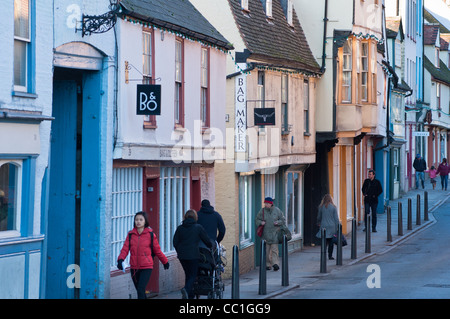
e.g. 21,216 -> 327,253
239,174 -> 253,246
0,160 -> 23,239
285,171 -> 303,238
14,0 -> 31,92
342,39 -> 352,103
241,0 -> 249,11
266,0 -> 273,17
287,0 -> 293,25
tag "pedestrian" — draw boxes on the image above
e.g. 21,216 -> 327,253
413,153 -> 427,189
316,194 -> 340,260
197,199 -> 226,244
436,158 -> 449,191
173,209 -> 212,299
361,169 -> 383,232
426,165 -> 438,190
255,197 -> 286,271
117,211 -> 170,299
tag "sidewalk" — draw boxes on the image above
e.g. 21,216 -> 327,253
153,185 -> 450,300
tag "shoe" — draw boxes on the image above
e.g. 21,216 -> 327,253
372,229 -> 377,232
329,256 -> 335,260
266,266 -> 272,270
363,228 -> 366,232
273,264 -> 279,271
181,288 -> 188,299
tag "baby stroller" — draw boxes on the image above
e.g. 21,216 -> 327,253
193,242 -> 225,299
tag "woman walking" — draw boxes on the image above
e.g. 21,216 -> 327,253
117,211 -> 170,299
437,158 -> 449,191
316,194 -> 340,260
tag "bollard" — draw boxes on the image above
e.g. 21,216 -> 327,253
231,245 -> 240,299
407,198 -> 412,230
281,235 -> 289,287
336,224 -> 342,265
258,240 -> 267,295
416,194 -> 421,226
320,228 -> 327,273
365,215 -> 371,253
351,219 -> 357,259
387,206 -> 392,242
424,191 -> 429,221
398,202 -> 403,236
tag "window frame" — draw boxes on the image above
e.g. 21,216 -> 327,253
0,159 -> 23,239
13,0 -> 32,93
340,38 -> 353,103
142,28 -> 157,128
281,73 -> 289,134
174,38 -> 185,128
239,174 -> 253,246
200,47 -> 210,129
303,79 -> 310,135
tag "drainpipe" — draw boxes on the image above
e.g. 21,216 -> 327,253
321,0 -> 329,73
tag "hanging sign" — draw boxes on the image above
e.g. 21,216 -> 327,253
235,64 -> 247,152
254,108 -> 275,126
136,84 -> 161,115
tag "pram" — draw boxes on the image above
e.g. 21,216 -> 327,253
193,242 -> 225,299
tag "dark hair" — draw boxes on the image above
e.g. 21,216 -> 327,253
134,211 -> 150,228
184,209 -> 198,221
369,169 -> 375,175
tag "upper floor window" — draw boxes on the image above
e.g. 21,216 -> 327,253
286,0 -> 293,25
303,79 -> 310,134
143,29 -> 157,128
0,160 -> 22,238
241,0 -> 249,11
342,39 -> 352,103
281,74 -> 289,133
175,39 -> 184,127
14,0 -> 31,92
361,42 -> 369,102
201,47 -> 210,128
266,0 -> 273,18
257,71 -> 265,109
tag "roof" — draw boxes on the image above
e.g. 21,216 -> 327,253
386,16 -> 404,40
119,0 -> 233,50
424,55 -> 450,85
424,24 -> 440,46
227,0 -> 321,74
424,8 -> 450,34
441,33 -> 450,51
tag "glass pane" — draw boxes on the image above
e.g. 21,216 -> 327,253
14,0 -> 29,39
0,163 -> 18,232
142,32 -> 152,77
14,40 -> 27,87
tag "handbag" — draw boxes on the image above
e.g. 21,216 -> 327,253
277,224 -> 292,243
331,233 -> 347,246
257,211 -> 265,237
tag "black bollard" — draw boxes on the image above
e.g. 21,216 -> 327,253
416,194 -> 421,226
281,235 -> 289,287
258,240 -> 267,295
387,206 -> 392,242
407,198 -> 412,230
336,224 -> 342,265
365,215 -> 371,253
231,245 -> 240,299
351,219 -> 357,259
398,202 -> 403,236
424,191 -> 429,221
320,228 -> 327,273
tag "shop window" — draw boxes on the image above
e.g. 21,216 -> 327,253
0,160 -> 22,238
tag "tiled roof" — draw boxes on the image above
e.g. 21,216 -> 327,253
440,33 -> 450,51
386,16 -> 403,39
424,55 -> 450,85
119,0 -> 233,50
227,0 -> 321,74
424,24 -> 440,46
424,9 -> 450,33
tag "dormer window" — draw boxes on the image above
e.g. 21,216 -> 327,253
266,0 -> 272,18
241,0 -> 249,11
287,0 -> 293,25
435,47 -> 440,68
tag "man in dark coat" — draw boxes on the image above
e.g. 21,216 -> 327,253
413,153 -> 427,189
361,170 -> 383,232
197,199 -> 226,244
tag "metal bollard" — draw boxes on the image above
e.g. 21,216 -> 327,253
398,202 -> 403,236
351,219 -> 357,259
231,245 -> 240,299
320,228 -> 327,273
424,191 -> 429,221
407,198 -> 412,230
416,194 -> 421,226
387,206 -> 392,242
336,224 -> 342,265
281,235 -> 289,287
258,240 -> 267,295
365,215 -> 371,253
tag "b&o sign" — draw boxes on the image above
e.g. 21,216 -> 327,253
136,84 -> 161,115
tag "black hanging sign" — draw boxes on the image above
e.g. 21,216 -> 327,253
136,84 -> 161,115
254,107 -> 275,126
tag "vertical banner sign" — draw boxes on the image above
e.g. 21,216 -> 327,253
235,64 -> 247,152
136,84 -> 161,115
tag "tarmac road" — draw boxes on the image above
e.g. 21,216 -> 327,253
279,195 -> 450,299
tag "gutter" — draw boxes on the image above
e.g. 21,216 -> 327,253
321,0 -> 329,73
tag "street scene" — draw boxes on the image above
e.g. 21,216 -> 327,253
1,0 -> 450,300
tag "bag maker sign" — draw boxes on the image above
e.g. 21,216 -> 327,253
136,84 -> 161,115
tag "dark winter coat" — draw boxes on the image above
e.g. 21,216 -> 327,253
437,163 -> 450,176
118,227 -> 168,269
362,178 -> 383,204
413,157 -> 427,172
197,205 -> 226,243
173,218 -> 212,260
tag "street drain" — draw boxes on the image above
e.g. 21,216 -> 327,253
424,284 -> 450,288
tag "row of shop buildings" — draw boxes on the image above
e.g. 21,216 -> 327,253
1,0 -> 449,298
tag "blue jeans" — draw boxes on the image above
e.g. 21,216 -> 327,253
441,175 -> 448,190
415,171 -> 425,189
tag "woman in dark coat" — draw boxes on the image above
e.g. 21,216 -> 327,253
316,194 -> 340,260
173,209 -> 212,299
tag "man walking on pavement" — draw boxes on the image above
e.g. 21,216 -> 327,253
362,170 -> 383,232
197,199 -> 226,244
413,153 -> 427,189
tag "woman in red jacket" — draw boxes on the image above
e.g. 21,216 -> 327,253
117,211 -> 170,299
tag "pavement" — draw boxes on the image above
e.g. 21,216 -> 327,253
153,183 -> 450,300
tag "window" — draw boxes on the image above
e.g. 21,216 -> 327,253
437,82 -> 441,117
286,171 -> 302,236
303,79 -> 310,134
160,167 -> 190,253
239,174 -> 253,245
14,0 -> 31,92
175,39 -> 184,127
286,0 -> 293,25
266,0 -> 273,18
371,42 -> 377,103
143,29 -> 157,128
0,160 -> 22,238
342,39 -> 352,103
393,148 -> 399,182
361,42 -> 368,102
281,74 -> 289,133
435,48 -> 440,68
111,167 -> 143,268
201,47 -> 210,128
241,0 -> 249,11
257,71 -> 265,109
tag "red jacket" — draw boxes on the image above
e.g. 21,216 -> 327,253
118,227 -> 168,269
437,163 -> 450,176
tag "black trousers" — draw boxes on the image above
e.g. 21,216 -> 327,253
179,259 -> 199,299
364,201 -> 378,230
131,268 -> 153,299
326,238 -> 334,258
